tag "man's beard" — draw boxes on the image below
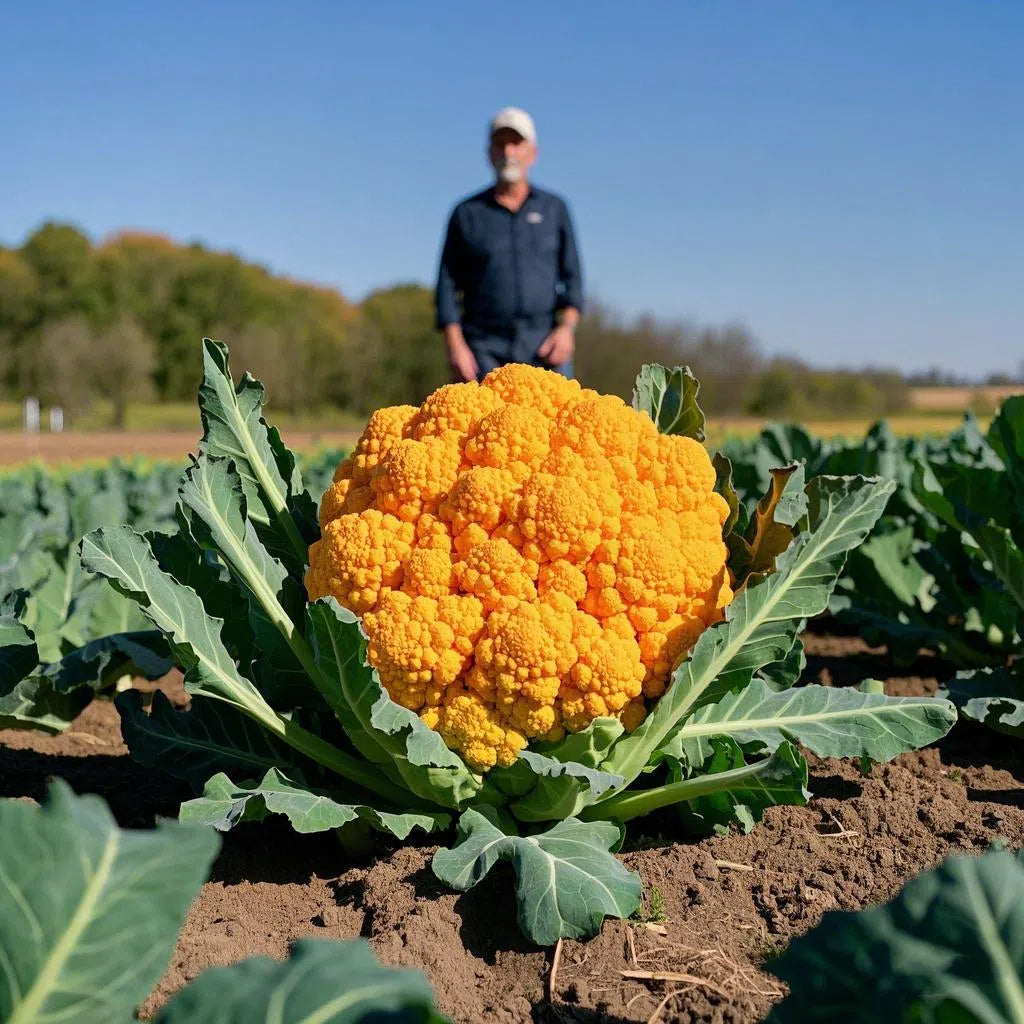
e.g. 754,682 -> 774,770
496,160 -> 523,183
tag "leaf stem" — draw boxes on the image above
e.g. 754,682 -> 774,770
580,759 -> 773,823
7,831 -> 119,1024
227,394 -> 308,566
187,462 -> 329,686
960,859 -> 1024,1021
601,478 -> 893,792
230,692 -> 427,809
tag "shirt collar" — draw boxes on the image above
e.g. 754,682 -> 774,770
488,184 -> 535,210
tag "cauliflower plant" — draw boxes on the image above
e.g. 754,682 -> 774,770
306,364 -> 733,771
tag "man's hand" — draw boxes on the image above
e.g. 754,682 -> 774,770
444,324 -> 478,382
537,324 -> 575,367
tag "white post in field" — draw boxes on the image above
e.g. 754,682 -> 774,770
23,397 -> 40,433
49,407 -> 64,432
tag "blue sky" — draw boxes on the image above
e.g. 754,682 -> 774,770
1,1 -> 1021,378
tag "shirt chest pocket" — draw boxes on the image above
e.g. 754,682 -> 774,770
528,221 -> 559,256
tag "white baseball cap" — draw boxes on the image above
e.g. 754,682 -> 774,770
489,107 -> 537,145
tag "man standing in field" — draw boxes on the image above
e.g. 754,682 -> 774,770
435,107 -> 584,382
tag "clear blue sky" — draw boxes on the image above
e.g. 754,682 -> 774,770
2,1 -> 1021,378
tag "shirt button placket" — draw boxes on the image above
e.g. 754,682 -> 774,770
511,211 -> 523,322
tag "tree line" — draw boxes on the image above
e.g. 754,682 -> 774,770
0,221 -> 908,426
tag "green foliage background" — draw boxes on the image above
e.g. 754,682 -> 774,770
1,221 -> 909,425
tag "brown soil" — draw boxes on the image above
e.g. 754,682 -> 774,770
0,429 -> 360,467
2,635 -> 1022,1024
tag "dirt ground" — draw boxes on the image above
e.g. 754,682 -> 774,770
0,429 -> 361,467
0,411 -> 991,468
2,632 -> 1022,1024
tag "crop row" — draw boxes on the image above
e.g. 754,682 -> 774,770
1,343 -> 1021,1022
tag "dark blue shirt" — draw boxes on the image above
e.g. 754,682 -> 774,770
435,185 -> 583,332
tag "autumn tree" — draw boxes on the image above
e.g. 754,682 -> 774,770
0,249 -> 38,393
354,284 -> 449,413
89,317 -> 157,427
26,316 -> 96,421
0,219 -> 914,423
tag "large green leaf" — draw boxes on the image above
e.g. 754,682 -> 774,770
85,577 -> 153,638
117,689 -> 304,792
149,526 -> 255,664
44,630 -> 172,693
942,412 -> 1004,471
20,553 -> 90,660
663,680 -> 957,767
11,549 -> 121,664
80,526 -> 270,714
0,493 -> 45,569
432,809 -> 641,946
942,668 -> 1024,738
6,631 -> 173,733
66,466 -> 131,540
0,675 -> 93,733
0,591 -> 38,689
599,474 -> 895,793
0,593 -> 170,733
0,551 -> 49,613
712,452 -> 742,540
180,767 -> 448,838
81,527 -> 406,804
916,458 -> 1007,535
0,593 -> 87,731
197,338 -> 317,575
0,781 -> 219,1024
495,749 -> 624,823
674,738 -> 809,835
153,938 -> 444,1023
532,717 -> 624,769
631,364 -> 705,440
177,455 -> 316,706
767,847 -> 1024,1023
582,740 -> 809,825
849,524 -> 936,610
0,464 -> 155,658
486,728 -> 625,808
973,523 -> 1024,616
755,634 -> 806,690
988,395 -> 1024,525
306,597 -> 490,810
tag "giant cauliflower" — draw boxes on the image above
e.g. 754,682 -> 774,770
306,364 -> 733,771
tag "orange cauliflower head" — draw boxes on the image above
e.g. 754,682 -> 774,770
306,364 -> 733,772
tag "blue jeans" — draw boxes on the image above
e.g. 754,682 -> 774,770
463,324 -> 574,382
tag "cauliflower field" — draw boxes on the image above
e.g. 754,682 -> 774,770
1,342 -> 1022,1023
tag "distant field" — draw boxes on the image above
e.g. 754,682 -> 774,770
0,400 -> 367,433
909,384 -> 1021,411
0,413 -> 982,468
0,428 -> 361,468
706,413 -> 981,446
2,383 -> 1017,435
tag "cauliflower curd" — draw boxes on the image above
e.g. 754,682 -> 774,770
306,364 -> 733,771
